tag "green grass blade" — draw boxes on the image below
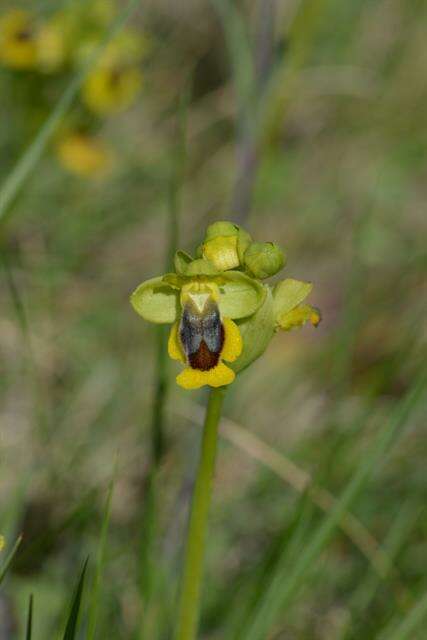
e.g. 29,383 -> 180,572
380,591 -> 427,640
0,535 -> 22,585
26,594 -> 34,640
62,558 -> 89,640
86,465 -> 117,640
339,500 -> 421,640
210,0 -> 255,114
0,0 -> 142,226
239,370 -> 426,640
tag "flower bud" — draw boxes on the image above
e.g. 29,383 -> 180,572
202,236 -> 240,271
205,221 -> 239,240
202,221 -> 251,271
244,242 -> 286,279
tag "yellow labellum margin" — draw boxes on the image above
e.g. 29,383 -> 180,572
168,317 -> 242,389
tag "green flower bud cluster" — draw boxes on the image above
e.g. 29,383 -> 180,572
197,220 -> 286,280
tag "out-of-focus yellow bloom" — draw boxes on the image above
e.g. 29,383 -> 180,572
80,29 -> 146,116
0,535 -> 5,551
36,19 -> 66,73
56,132 -> 113,178
0,9 -> 66,72
0,9 -> 38,69
82,64 -> 142,115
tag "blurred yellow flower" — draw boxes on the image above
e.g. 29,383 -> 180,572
0,9 -> 66,72
80,29 -> 146,116
36,19 -> 66,73
0,9 -> 38,69
82,64 -> 142,115
56,132 -> 113,178
0,535 -> 5,551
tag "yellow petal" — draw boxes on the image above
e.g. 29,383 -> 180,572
168,322 -> 185,363
176,363 -> 235,390
0,535 -> 4,551
221,318 -> 242,362
278,304 -> 321,331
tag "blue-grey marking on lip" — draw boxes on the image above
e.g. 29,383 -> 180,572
179,299 -> 224,370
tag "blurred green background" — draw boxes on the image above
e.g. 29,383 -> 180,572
0,0 -> 426,638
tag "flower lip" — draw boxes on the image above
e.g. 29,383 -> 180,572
167,299 -> 243,389
180,298 -> 224,371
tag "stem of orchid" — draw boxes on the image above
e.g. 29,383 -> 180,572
174,386 -> 226,640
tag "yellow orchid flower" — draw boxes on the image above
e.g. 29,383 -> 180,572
82,64 -> 142,115
0,9 -> 66,72
80,29 -> 146,116
131,222 -> 321,390
0,9 -> 38,70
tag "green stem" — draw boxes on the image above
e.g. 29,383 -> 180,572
174,387 -> 226,640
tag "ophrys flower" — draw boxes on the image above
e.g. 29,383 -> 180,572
131,222 -> 320,390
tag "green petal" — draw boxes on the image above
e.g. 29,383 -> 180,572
162,273 -> 185,288
174,250 -> 193,275
273,278 -> 313,320
217,271 -> 264,319
185,258 -> 218,276
231,286 -> 275,373
130,276 -> 179,323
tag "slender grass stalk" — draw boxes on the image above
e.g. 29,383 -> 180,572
212,0 -> 276,223
86,464 -> 117,640
26,594 -> 34,640
138,87 -> 189,637
62,559 -> 88,640
382,590 -> 427,640
0,535 -> 22,585
174,386 -> 226,640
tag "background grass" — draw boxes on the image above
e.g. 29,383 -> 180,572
0,0 -> 426,638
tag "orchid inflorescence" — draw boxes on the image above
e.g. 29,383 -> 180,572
131,221 -> 320,390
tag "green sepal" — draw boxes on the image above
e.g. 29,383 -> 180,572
174,250 -> 193,275
195,244 -> 203,258
218,271 -> 264,319
232,285 -> 275,373
236,228 -> 252,262
184,258 -> 218,276
162,273 -> 185,288
273,278 -> 313,322
130,276 -> 179,323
